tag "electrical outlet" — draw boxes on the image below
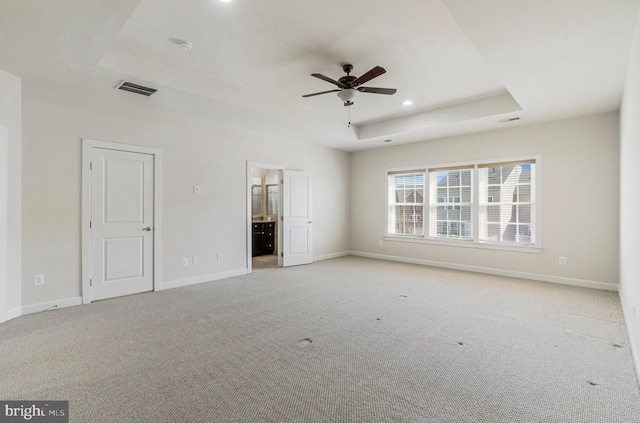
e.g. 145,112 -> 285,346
192,256 -> 198,264
378,240 -> 384,246
34,274 -> 44,286
182,257 -> 189,267
217,253 -> 223,261
559,256 -> 567,265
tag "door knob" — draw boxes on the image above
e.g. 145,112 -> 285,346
307,221 -> 313,224
142,226 -> 152,231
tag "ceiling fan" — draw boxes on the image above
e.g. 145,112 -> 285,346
302,64 -> 397,106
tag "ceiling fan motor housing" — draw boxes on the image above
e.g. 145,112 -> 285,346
338,75 -> 358,88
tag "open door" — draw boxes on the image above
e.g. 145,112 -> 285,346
281,170 -> 313,267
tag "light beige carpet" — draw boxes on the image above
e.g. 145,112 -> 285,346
1,256 -> 639,422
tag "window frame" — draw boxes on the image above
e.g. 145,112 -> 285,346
387,170 -> 426,237
429,167 -> 474,241
385,155 -> 542,253
478,161 -> 535,245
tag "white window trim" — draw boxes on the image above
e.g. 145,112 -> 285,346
387,169 -> 426,237
385,155 -> 543,253
429,167 -> 473,241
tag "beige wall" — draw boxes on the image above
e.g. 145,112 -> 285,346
0,69 -> 22,322
21,81 -> 350,308
620,11 -> 640,379
350,112 -> 620,287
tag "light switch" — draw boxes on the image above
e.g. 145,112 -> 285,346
193,185 -> 200,194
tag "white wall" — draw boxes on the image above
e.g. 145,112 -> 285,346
21,81 -> 350,308
0,123 -> 6,317
0,69 -> 22,323
350,112 -> 620,288
620,11 -> 640,378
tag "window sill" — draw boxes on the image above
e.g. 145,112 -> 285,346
383,235 -> 542,254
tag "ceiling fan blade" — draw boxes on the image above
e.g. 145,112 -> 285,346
354,66 -> 386,85
302,89 -> 341,98
311,73 -> 345,88
357,87 -> 397,95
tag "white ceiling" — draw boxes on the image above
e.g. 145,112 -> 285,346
1,0 -> 639,151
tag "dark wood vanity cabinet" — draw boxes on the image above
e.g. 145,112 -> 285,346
252,222 -> 275,256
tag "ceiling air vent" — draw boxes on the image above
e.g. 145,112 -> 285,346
116,81 -> 157,97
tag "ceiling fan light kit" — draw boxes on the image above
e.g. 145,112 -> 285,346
302,64 -> 396,107
337,89 -> 359,106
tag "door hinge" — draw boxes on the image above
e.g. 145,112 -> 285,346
90,162 -> 93,170
281,252 -> 283,257
90,279 -> 93,287
89,221 -> 92,229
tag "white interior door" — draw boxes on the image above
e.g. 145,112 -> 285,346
90,148 -> 154,301
282,170 -> 313,267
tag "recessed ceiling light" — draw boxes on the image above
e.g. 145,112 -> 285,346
403,100 -> 413,106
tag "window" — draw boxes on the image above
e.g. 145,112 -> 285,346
429,168 -> 472,240
388,171 -> 425,236
386,157 -> 539,250
479,161 -> 535,244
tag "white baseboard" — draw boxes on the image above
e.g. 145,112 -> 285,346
160,268 -> 248,291
21,296 -> 82,316
0,307 -> 21,324
314,251 -> 351,262
349,251 -> 619,292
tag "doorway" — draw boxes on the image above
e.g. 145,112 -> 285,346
250,166 -> 281,270
246,162 -> 314,273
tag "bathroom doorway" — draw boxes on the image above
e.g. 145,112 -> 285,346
249,165 -> 281,270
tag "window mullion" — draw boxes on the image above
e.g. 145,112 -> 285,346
472,165 -> 479,243
422,171 -> 428,239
